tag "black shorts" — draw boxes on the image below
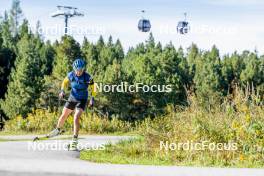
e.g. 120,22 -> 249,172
64,95 -> 88,111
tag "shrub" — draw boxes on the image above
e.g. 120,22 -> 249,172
3,109 -> 133,134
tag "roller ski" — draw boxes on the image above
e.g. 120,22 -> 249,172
67,137 -> 79,151
33,128 -> 64,141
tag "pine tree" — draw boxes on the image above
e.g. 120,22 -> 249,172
240,52 -> 261,86
9,0 -> 23,36
83,36 -> 126,118
114,39 -> 124,60
40,40 -> 54,75
194,45 -> 224,109
18,19 -> 29,39
0,11 -> 17,98
96,35 -> 105,51
82,38 -> 99,76
0,34 -> 44,118
1,11 -> 15,49
52,35 -> 81,79
146,32 -> 155,51
222,52 -> 245,93
35,20 -> 43,39
121,38 -> 188,119
187,43 -> 199,82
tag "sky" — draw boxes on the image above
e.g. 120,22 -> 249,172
1,0 -> 264,55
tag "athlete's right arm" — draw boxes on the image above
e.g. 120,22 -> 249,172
61,76 -> 70,93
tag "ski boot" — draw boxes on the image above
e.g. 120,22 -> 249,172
33,128 -> 62,141
67,137 -> 78,151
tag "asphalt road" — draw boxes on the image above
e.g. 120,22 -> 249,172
0,135 -> 263,176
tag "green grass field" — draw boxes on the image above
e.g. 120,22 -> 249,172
80,92 -> 264,167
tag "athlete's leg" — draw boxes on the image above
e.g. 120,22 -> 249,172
57,107 -> 73,128
47,107 -> 73,138
73,108 -> 83,137
68,108 -> 83,150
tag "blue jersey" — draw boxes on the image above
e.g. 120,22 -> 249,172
67,71 -> 92,100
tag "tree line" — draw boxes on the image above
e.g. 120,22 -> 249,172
0,0 -> 263,125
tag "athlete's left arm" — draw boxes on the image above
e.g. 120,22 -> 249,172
88,78 -> 96,98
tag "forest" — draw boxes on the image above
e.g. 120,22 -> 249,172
0,0 -> 263,128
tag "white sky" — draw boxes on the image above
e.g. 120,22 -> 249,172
1,0 -> 264,55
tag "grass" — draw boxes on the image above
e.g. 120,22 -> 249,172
1,109 -> 134,135
81,88 -> 264,168
0,138 -> 34,142
80,137 -> 264,168
80,137 -> 173,165
0,138 -> 49,142
0,130 -> 135,136
0,135 -> 75,142
1,87 -> 264,167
